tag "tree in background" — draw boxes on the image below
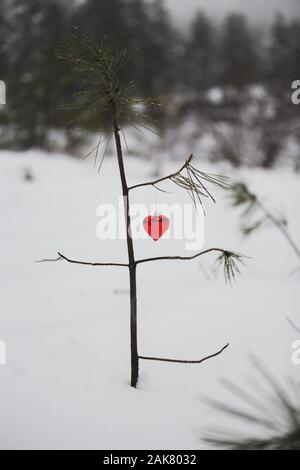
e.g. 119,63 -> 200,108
289,20 -> 300,80
5,0 -> 72,149
219,14 -> 260,92
269,14 -> 294,95
0,1 -> 8,81
125,0 -> 154,96
126,0 -> 174,98
184,12 -> 217,93
269,14 -> 300,115
147,0 -> 177,96
0,0 -> 9,127
0,0 -> 299,167
74,0 -> 128,45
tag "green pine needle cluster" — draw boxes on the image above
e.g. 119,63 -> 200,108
171,156 -> 231,211
56,28 -> 160,128
215,251 -> 245,284
203,361 -> 300,450
229,182 -> 287,236
229,182 -> 257,214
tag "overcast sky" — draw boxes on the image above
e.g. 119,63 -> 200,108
159,0 -> 300,26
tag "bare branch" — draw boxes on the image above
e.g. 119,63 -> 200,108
139,342 -> 229,364
128,154 -> 193,191
136,248 -> 225,265
129,153 -> 230,212
35,256 -> 63,263
36,252 -> 128,267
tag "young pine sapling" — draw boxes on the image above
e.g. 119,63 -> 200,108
42,31 -> 244,388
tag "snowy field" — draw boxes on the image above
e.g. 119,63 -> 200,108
0,149 -> 299,449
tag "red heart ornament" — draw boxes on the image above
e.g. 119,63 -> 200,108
143,215 -> 170,241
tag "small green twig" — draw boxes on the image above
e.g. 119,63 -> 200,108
230,182 -> 300,260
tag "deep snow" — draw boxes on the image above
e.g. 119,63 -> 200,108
0,149 -> 299,449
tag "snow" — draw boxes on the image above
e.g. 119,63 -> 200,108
0,149 -> 299,449
206,87 -> 224,105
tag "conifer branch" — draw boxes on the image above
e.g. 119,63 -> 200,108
203,360 -> 300,450
129,154 -> 231,209
56,28 -> 160,128
128,154 -> 194,190
230,182 -> 300,259
137,249 -> 245,283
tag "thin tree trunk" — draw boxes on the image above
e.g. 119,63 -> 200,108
129,264 -> 138,387
113,119 -> 139,388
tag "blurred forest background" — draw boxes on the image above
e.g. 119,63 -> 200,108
0,0 -> 299,168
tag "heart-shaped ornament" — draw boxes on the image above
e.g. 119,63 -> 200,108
143,215 -> 170,241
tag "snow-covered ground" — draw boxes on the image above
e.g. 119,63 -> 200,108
0,149 -> 299,449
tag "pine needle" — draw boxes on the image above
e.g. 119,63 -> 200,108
170,157 -> 231,210
203,361 -> 300,450
56,28 -> 160,130
215,251 -> 246,284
